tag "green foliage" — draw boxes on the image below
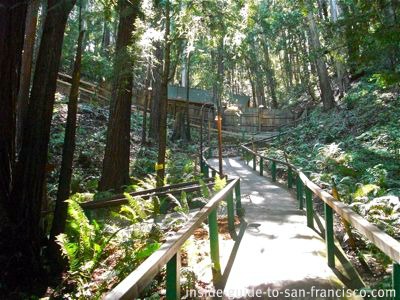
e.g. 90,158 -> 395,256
56,195 -> 114,277
213,175 -> 227,193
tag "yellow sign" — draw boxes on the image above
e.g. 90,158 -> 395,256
155,163 -> 164,171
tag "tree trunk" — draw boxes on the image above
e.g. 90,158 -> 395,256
330,0 -> 349,97
156,0 -> 171,192
149,41 -> 163,142
306,6 -> 335,110
49,5 -> 86,268
99,0 -> 139,192
0,0 -> 27,291
7,0 -> 75,292
262,41 -> 278,109
16,0 -> 40,153
185,53 -> 191,141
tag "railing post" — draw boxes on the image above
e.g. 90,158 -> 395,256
212,169 -> 216,178
324,202 -> 335,268
208,208 -> 221,285
166,252 -> 181,300
305,187 -> 314,228
296,176 -> 303,210
253,154 -> 256,171
227,191 -> 235,232
208,147 -> 212,159
271,161 -> 277,182
260,157 -> 264,176
235,179 -> 243,217
288,167 -> 293,189
200,159 -> 204,175
204,165 -> 209,179
393,263 -> 400,300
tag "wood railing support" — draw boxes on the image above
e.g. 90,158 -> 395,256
271,161 -> 277,182
253,154 -> 256,171
296,176 -> 303,210
260,157 -> 264,176
393,263 -> 400,300
324,203 -> 335,268
305,187 -> 314,228
288,167 -> 293,189
235,179 -> 243,217
166,252 -> 181,300
227,190 -> 235,232
209,208 -> 221,285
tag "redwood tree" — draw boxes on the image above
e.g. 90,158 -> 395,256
6,0 -> 75,292
49,1 -> 86,265
0,0 -> 27,294
156,0 -> 171,190
99,0 -> 139,192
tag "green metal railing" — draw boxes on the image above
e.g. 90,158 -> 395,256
104,178 -> 242,300
241,144 -> 400,299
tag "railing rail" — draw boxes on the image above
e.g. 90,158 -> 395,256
105,178 -> 242,299
81,178 -> 216,210
240,144 -> 400,298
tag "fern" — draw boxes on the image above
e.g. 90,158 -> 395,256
199,178 -> 210,198
213,175 -> 227,193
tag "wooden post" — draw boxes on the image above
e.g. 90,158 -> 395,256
235,179 -> 243,217
297,176 -> 303,210
227,191 -> 235,232
393,263 -> 400,300
288,167 -> 293,189
253,154 -> 256,171
209,208 -> 221,285
166,252 -> 181,300
305,187 -> 314,228
324,202 -> 335,268
271,161 -> 277,182
212,169 -> 216,178
204,165 -> 209,178
260,157 -> 264,176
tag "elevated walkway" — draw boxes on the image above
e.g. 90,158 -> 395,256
209,157 -> 363,300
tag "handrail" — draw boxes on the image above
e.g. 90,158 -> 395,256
105,178 -> 241,299
81,178 -> 217,210
240,144 -> 400,265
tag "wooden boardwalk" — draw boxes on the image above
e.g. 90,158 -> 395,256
208,157 -> 363,300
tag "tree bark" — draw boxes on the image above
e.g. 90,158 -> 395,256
149,41 -> 163,142
6,0 -> 75,292
49,4 -> 86,267
262,41 -> 278,109
16,0 -> 40,154
99,0 -> 139,192
0,0 -> 27,294
156,0 -> 171,192
306,6 -> 335,110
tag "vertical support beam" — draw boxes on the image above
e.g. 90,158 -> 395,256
271,161 -> 277,182
297,176 -> 303,210
212,169 -> 216,178
235,179 -> 243,216
260,157 -> 264,176
288,167 -> 293,189
324,202 -> 335,268
200,159 -> 204,175
209,208 -> 221,285
208,147 -> 212,159
204,165 -> 209,178
305,187 -> 314,228
166,252 -> 181,300
393,263 -> 400,300
227,191 -> 235,232
253,154 -> 256,171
